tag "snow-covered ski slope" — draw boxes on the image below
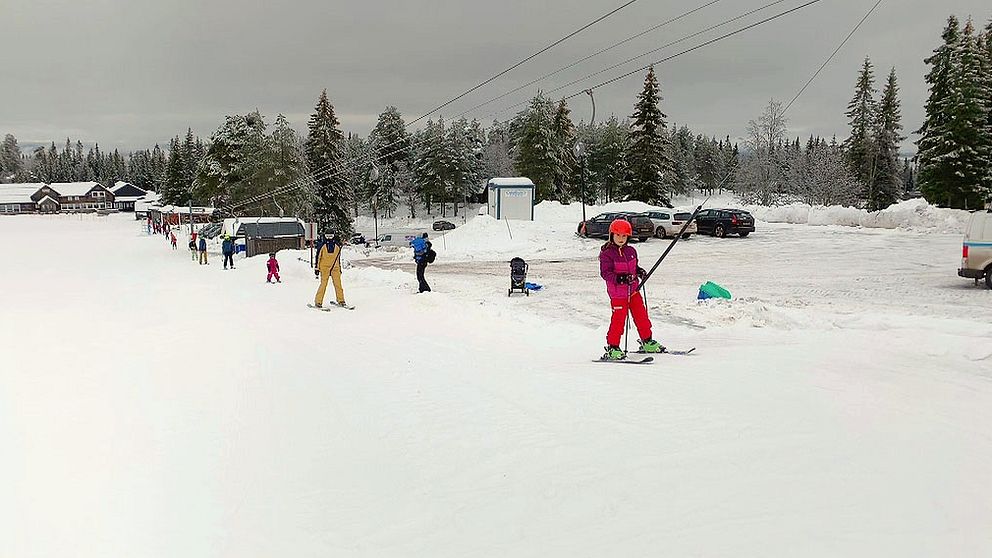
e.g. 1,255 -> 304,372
2,205 -> 991,557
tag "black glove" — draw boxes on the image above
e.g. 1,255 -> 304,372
314,268 -> 320,278
615,273 -> 632,285
637,266 -> 647,279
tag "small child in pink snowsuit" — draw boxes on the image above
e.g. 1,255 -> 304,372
266,252 -> 281,283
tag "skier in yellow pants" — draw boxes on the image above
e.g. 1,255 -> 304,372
313,233 -> 346,308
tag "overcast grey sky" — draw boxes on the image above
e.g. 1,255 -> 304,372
2,0 -> 989,153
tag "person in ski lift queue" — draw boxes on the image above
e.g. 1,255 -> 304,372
412,232 -> 432,293
599,218 -> 664,360
313,232 -> 347,308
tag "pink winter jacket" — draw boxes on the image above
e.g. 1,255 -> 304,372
266,258 -> 279,273
599,244 -> 640,300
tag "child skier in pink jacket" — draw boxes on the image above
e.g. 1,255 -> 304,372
266,252 -> 281,283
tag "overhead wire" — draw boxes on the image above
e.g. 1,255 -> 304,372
222,0 -> 826,215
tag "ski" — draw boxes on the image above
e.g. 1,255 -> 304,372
636,347 -> 696,356
307,303 -> 355,311
593,356 -> 654,364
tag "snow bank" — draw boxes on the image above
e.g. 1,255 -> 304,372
743,198 -> 971,233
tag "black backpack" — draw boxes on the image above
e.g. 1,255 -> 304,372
426,248 -> 437,264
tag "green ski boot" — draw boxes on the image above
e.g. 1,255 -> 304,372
602,345 -> 626,360
639,338 -> 665,353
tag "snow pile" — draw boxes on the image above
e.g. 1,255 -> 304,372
741,198 -> 970,233
428,214 -> 599,261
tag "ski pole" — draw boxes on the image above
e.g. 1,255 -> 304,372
623,280 -> 632,355
640,197 -> 710,288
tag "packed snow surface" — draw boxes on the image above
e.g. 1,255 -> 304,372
2,205 -> 991,557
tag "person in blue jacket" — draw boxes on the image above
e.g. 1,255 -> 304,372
198,236 -> 208,265
221,234 -> 235,270
411,232 -> 432,293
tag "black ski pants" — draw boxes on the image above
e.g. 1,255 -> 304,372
223,253 -> 234,268
416,261 -> 431,292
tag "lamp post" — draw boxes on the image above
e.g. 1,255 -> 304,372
574,140 -> 587,229
369,163 -> 380,244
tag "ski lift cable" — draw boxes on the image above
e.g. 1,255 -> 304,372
221,0 -> 824,215
225,0 -> 801,213
459,0 -> 726,118
484,0 -> 791,120
783,0 -> 884,115
406,0 -> 642,128
564,0 -> 824,101
225,0 -> 642,214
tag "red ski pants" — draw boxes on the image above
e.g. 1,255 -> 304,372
607,291 -> 652,346
267,272 -> 280,282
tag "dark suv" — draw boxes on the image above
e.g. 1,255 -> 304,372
577,212 -> 654,241
695,209 -> 755,237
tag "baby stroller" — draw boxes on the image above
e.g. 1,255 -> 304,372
508,257 -> 529,296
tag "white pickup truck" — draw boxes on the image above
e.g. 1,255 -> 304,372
958,210 -> 992,289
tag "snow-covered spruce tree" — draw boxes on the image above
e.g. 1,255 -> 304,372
412,119 -> 448,215
445,117 -> 484,216
163,136 -> 185,204
511,94 -> 558,201
920,18 -> 992,209
844,56 -> 879,206
341,133 -> 367,219
737,99 -> 788,205
627,66 -> 675,205
369,106 -> 411,218
194,111 -> 268,208
550,98 -> 578,201
481,120 -> 514,181
264,114 -> 305,216
1,134 -> 22,176
917,16 -> 961,207
304,89 -> 351,236
869,67 -> 904,211
149,144 -> 167,192
587,116 -> 629,203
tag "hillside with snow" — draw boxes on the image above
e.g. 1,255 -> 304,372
2,198 -> 990,557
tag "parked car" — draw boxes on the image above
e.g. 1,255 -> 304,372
642,210 -> 697,239
958,209 -> 992,288
350,232 -> 366,245
695,208 -> 755,238
433,220 -> 456,231
577,212 -> 654,242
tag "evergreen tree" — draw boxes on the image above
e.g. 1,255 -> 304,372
304,89 -> 350,235
481,120 -> 514,181
920,18 -> 992,208
1,134 -> 22,176
412,119 -> 448,214
269,114 -> 306,216
869,67 -> 905,210
446,117 -> 484,215
550,98 -> 578,201
588,116 -> 629,202
918,16 -> 962,207
164,136 -> 186,204
369,106 -> 412,217
627,66 -> 674,205
844,56 -> 879,204
511,94 -> 558,201
195,111 -> 268,207
149,144 -> 167,191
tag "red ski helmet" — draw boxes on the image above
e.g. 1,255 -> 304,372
609,218 -> 633,236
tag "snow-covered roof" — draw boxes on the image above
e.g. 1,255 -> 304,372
111,181 -> 146,194
0,183 -> 44,204
48,181 -> 104,197
161,205 -> 214,214
223,217 -> 305,237
488,177 -> 535,187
